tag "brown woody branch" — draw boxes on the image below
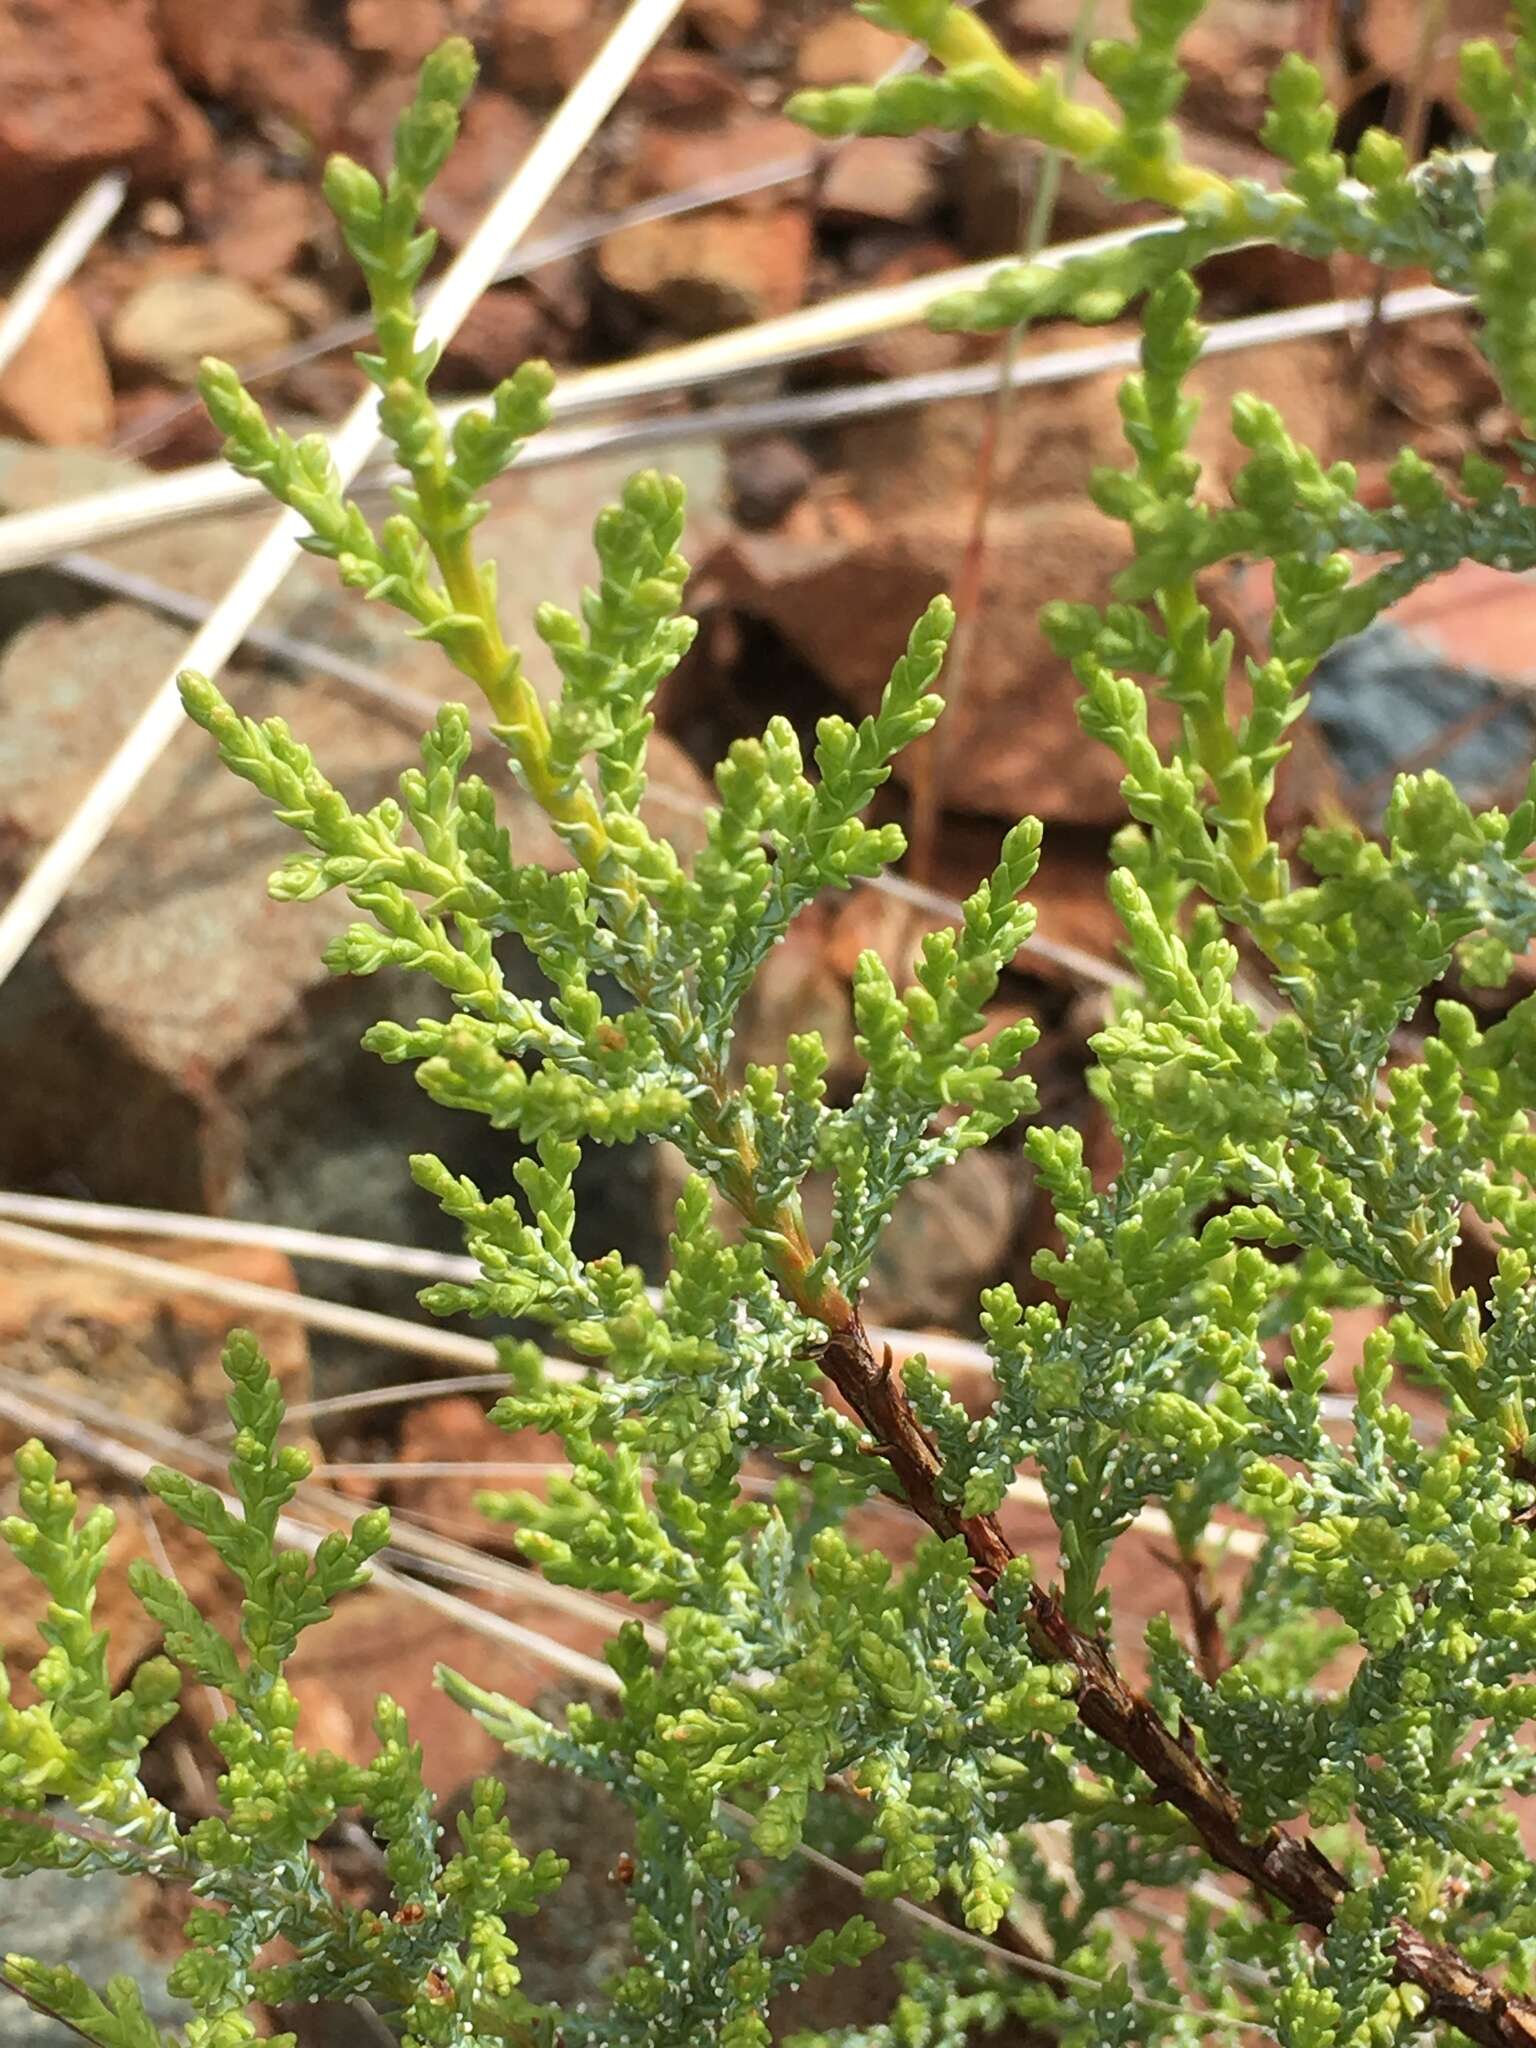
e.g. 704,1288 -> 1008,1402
816,1316 -> 1536,2048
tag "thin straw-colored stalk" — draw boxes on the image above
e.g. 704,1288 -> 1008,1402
0,1191 -> 479,1283
0,1194 -> 1343,1469
0,140 -> 1490,577
353,281 -> 1466,489
316,1458 -> 785,1499
0,171 -> 127,379
252,1373 -> 513,1430
0,0 -> 686,993
0,1206 -> 1270,1558
0,1216 -> 527,1375
0,1368 -> 650,1658
0,1376 -> 621,1690
0,218 -> 1163,576
0,1196 -> 1001,1384
43,281 -> 1468,589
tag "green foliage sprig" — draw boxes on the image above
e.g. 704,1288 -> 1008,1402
13,13 -> 1536,2048
2,1334 -> 560,2048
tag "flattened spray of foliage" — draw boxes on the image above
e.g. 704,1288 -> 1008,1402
12,11 -> 1536,2045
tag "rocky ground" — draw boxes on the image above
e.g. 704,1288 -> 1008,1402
2,0 -> 1535,2037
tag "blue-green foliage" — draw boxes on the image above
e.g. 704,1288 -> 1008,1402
12,8 -> 1536,2046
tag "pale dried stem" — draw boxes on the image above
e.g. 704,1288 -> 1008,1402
0,171 -> 126,379
0,0 -> 690,991
0,268 -> 1464,578
0,1201 -> 1270,1558
0,1372 -> 645,1669
0,1217 -> 524,1374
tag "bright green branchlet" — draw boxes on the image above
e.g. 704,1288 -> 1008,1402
2,1336 -> 560,2048
14,11 -> 1536,2047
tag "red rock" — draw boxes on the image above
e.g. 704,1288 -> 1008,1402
491,0 -> 615,99
825,240 -> 990,385
1378,561 -> 1536,689
639,730 -> 714,864
631,49 -> 746,119
1231,554 -> 1536,698
824,886 -> 932,990
0,0 -> 210,247
185,153 -> 317,288
1180,0 -> 1303,141
0,286 -> 113,446
831,325 -> 1348,534
437,284 -> 549,386
1375,311 -> 1502,424
794,12 -> 907,86
624,110 -> 814,210
710,495 -> 1149,824
683,0 -> 763,50
109,381 -> 223,466
727,434 -> 818,529
0,583 -> 448,1204
732,916 -> 857,1088
283,1593 -> 506,1794
383,1394 -> 554,1544
277,351 -> 371,422
346,0 -> 450,63
804,1146 -> 1021,1328
598,203 -> 811,331
158,0 -> 353,146
820,134 -> 939,227
156,0 -> 293,91
109,272 -> 295,381
929,817 -> 1123,987
1359,0 -> 1510,115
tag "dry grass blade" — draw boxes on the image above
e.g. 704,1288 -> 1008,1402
0,1216 -> 527,1375
0,1190 -> 479,1282
0,0 -> 688,993
0,218 -> 1165,577
0,1193 -> 1012,1385
0,1193 -> 1344,1478
0,1371 -> 645,1673
0,170 -> 127,380
0,143 -> 1491,579
0,1206 -> 1269,1563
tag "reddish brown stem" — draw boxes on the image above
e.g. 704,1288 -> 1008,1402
1153,1541 -> 1227,1685
814,1310 -> 1536,2047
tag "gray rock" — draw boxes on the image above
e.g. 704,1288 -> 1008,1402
0,1862 -> 186,2046
1308,620 -> 1536,820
